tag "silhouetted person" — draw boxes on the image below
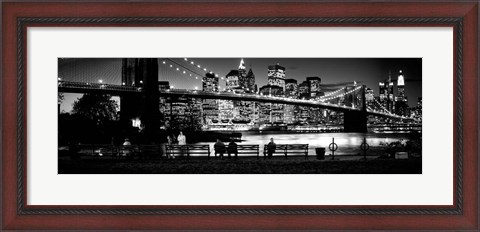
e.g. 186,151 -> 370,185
214,139 -> 226,159
166,134 -> 175,159
122,138 -> 132,157
227,139 -> 238,159
266,137 -> 276,159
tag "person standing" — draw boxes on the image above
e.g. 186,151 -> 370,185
177,131 -> 186,145
214,139 -> 226,159
266,137 -> 276,159
227,139 -> 238,159
166,134 -> 174,159
177,131 -> 186,157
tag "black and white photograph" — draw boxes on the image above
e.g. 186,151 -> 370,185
58,58 -> 422,174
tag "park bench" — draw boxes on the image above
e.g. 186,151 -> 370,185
262,144 -> 309,160
166,144 -> 210,159
101,145 -> 161,160
137,145 -> 163,159
219,144 -> 259,158
75,144 -> 161,160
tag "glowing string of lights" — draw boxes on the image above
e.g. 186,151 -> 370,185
320,85 -> 363,102
372,98 -> 394,115
319,87 -> 346,99
181,58 -> 226,80
161,59 -> 207,83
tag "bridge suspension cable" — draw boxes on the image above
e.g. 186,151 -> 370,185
372,98 -> 394,115
161,58 -> 205,81
319,87 -> 348,99
181,58 -> 225,80
159,58 -> 228,90
320,85 -> 363,102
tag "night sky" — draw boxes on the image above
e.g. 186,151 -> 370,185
59,58 -> 422,112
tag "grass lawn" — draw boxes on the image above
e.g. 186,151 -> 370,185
59,156 -> 421,174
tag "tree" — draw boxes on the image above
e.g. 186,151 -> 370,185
72,94 -> 119,125
58,92 -> 65,104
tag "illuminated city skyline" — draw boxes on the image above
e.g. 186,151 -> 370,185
58,58 -> 422,112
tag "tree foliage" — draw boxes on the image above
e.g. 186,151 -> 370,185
58,92 -> 65,104
72,94 -> 119,124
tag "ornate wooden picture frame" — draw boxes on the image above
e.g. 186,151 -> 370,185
2,1 -> 478,230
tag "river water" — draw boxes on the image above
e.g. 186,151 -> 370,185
196,132 -> 415,156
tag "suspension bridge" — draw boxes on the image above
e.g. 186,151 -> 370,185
58,58 -> 417,134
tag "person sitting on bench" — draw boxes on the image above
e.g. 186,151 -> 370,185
266,137 -> 276,159
227,139 -> 238,159
214,139 -> 226,159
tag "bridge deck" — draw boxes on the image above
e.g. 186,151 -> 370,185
58,81 -> 412,120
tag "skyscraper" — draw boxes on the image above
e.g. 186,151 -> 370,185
226,70 -> 241,91
245,68 -> 256,93
284,79 -> 298,98
365,87 -> 375,109
415,97 -> 422,121
238,58 -> 247,89
298,80 -> 310,99
307,76 -> 321,98
397,70 -> 405,98
259,85 -> 284,123
202,73 -> 219,124
202,73 -> 219,92
378,71 -> 395,113
395,70 -> 408,116
284,79 -> 299,123
267,64 -> 286,91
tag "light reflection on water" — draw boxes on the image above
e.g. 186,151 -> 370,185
197,132 -> 414,156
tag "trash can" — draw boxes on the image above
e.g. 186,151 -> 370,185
315,147 -> 326,160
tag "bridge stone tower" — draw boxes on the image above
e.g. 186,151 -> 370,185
343,85 -> 367,133
120,58 -> 160,141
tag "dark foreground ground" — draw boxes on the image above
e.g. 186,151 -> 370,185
59,155 -> 422,174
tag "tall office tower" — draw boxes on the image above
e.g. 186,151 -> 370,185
202,73 -> 219,124
307,76 -> 321,98
202,73 -> 219,92
284,79 -> 298,98
244,68 -> 256,93
397,70 -> 405,98
258,85 -> 284,123
395,70 -> 408,116
378,82 -> 386,102
365,87 -> 375,109
267,64 -> 286,91
202,99 -> 219,124
415,97 -> 422,121
387,75 -> 395,112
378,71 -> 395,112
298,80 -> 310,99
226,70 -> 241,91
238,58 -> 247,89
284,79 -> 299,123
